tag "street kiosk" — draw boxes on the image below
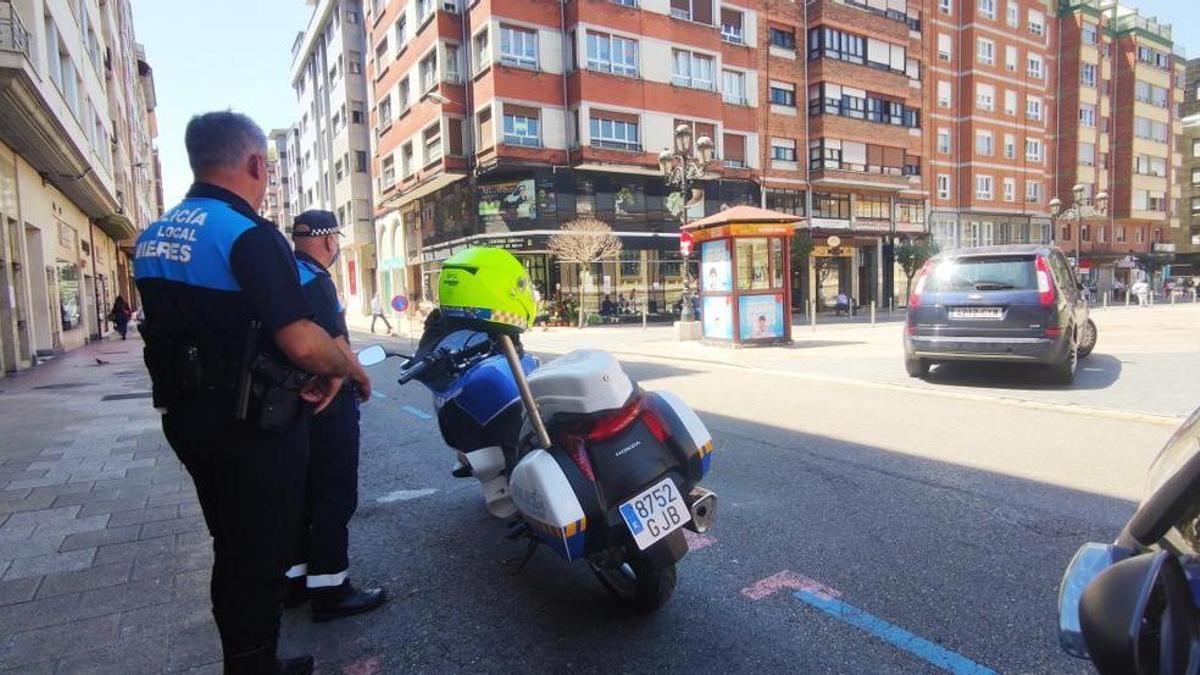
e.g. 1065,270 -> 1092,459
683,206 -> 796,346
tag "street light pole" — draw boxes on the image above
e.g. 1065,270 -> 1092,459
660,124 -> 714,323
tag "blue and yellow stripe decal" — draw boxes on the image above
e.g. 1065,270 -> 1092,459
698,439 -> 714,476
526,516 -> 588,561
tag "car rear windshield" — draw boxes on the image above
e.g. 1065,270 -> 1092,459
924,255 -> 1037,293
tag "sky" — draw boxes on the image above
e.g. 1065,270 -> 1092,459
131,0 -> 1199,208
131,0 -> 315,206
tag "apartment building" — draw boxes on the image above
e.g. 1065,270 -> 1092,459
0,0 -> 160,375
365,0 -> 932,314
290,0 -> 376,317
1181,58 -> 1199,262
261,128 -> 295,228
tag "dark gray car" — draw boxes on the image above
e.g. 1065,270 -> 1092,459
903,244 -> 1097,384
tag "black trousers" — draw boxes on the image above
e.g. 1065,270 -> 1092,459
163,396 -> 308,674
292,390 -> 360,587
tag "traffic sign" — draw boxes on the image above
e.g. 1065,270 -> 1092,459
391,295 -> 409,312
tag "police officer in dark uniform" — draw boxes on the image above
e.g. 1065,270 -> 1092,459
134,112 -> 367,675
283,210 -> 386,620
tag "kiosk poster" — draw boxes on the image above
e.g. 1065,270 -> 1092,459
738,293 -> 785,340
479,179 -> 536,223
701,240 -> 732,292
702,295 -> 733,340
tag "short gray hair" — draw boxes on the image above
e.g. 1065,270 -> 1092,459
184,111 -> 267,174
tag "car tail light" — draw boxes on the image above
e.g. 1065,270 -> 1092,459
909,260 -> 935,308
1035,256 -> 1056,306
1045,327 -> 1063,337
585,396 -> 644,442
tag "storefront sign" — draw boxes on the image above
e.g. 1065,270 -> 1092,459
691,222 -> 794,242
479,179 -> 536,222
810,218 -> 850,229
813,245 -> 854,258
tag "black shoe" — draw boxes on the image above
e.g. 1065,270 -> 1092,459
450,460 -> 472,478
311,581 -> 387,623
282,576 -> 309,608
276,655 -> 314,675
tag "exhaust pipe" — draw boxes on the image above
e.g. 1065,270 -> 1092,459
685,487 -> 717,534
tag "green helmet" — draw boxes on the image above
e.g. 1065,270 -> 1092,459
438,247 -> 534,334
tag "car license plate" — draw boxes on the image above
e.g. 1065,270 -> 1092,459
949,307 -> 1003,320
619,477 -> 691,551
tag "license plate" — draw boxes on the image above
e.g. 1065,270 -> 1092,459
618,477 -> 691,551
949,306 -> 1003,320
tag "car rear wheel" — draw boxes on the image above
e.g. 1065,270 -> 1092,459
1048,333 -> 1078,385
904,358 -> 930,379
1077,318 -> 1097,358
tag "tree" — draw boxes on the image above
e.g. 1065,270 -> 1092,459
895,239 -> 939,303
547,218 -> 623,328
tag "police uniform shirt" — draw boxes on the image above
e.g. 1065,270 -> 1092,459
295,252 -> 347,340
134,183 -> 313,360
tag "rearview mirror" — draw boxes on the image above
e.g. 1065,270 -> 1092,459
1058,543 -> 1131,658
356,345 -> 388,367
1078,551 -> 1197,674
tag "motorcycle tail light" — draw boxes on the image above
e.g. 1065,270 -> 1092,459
639,407 -> 670,443
562,435 -> 596,482
584,395 -> 644,442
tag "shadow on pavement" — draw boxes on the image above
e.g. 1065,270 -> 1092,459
925,353 -> 1122,392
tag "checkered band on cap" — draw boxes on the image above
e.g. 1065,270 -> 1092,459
291,210 -> 342,238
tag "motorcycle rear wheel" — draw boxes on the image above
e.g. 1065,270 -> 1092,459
590,551 -> 676,612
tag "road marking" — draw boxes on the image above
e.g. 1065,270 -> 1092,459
402,405 -> 433,420
377,488 -> 438,503
683,530 -> 716,551
794,590 -> 996,675
741,570 -> 840,601
371,391 -> 389,400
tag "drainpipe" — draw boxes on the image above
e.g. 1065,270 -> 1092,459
88,220 -> 101,341
801,0 -> 813,314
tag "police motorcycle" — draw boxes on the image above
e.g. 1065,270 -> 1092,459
358,248 -> 717,612
1057,405 -> 1200,674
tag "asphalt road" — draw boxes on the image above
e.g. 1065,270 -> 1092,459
277,330 -> 1181,674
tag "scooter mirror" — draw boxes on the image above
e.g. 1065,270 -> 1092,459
356,345 -> 388,367
1058,542 -> 1129,658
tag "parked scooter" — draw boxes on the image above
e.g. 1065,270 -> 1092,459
359,248 -> 717,611
1057,405 -> 1200,673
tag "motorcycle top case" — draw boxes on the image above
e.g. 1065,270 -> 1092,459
526,350 -> 633,418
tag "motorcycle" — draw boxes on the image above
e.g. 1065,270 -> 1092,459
1057,405 -> 1200,674
357,317 -> 718,612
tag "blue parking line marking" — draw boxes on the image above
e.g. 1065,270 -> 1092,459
372,391 -> 389,399
793,591 -> 995,675
402,405 -> 433,420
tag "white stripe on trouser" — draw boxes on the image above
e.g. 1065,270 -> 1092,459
285,563 -> 308,579
306,570 -> 348,589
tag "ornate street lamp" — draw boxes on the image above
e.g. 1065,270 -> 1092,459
1050,185 -> 1109,270
660,124 -> 714,321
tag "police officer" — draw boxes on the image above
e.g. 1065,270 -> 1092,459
134,112 -> 366,675
283,210 -> 386,620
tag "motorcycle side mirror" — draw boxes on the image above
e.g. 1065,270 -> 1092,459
1077,550 -> 1198,674
1058,542 -> 1132,658
356,345 -> 388,367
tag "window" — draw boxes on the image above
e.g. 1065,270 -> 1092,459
672,49 -> 715,90
976,130 -> 993,156
1025,138 -> 1043,163
1135,228 -> 1145,243
399,77 -> 411,112
1136,45 -> 1170,70
1081,63 -> 1097,88
1027,96 -> 1043,122
500,25 -> 538,68
503,106 -> 541,146
978,0 -> 996,20
1004,89 -> 1017,115
1134,117 -> 1168,143
937,33 -> 951,61
896,199 -> 925,223
1025,180 -> 1042,203
401,143 -> 413,177
1079,142 -> 1095,167
939,0 -> 951,15
416,0 -> 432,22
1027,54 -> 1043,79
770,82 -> 796,107
976,175 -> 993,200
1133,190 -> 1167,212
1079,103 -> 1096,127
1003,177 -> 1015,202
394,16 -> 410,53
669,0 -> 713,24
766,188 -> 806,215
1082,22 -> 1098,45
377,96 -> 393,130
375,36 -> 390,67
1135,81 -> 1169,108
587,32 -> 638,76
423,123 -> 442,163
1134,154 -> 1167,177
937,80 -> 951,108
1005,45 -> 1017,71
445,44 -> 461,82
420,52 -> 438,91
771,138 -> 797,162
1003,133 -> 1016,159
380,156 -> 394,188
720,8 -> 744,43
855,196 -> 889,220
1028,9 -> 1045,37
812,192 -> 851,219
723,70 -> 747,105
976,83 -> 995,111
1006,2 -> 1018,27
937,128 -> 950,153
1193,167 -> 1200,186
809,27 -> 865,65
474,30 -> 491,71
937,174 -> 951,199
723,133 -> 746,168
977,38 -> 994,65
589,112 -> 640,151
769,27 -> 795,50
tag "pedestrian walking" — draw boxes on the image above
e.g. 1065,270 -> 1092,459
1131,278 -> 1150,307
370,293 -> 392,334
110,295 -> 131,339
134,111 -> 362,675
285,210 -> 386,621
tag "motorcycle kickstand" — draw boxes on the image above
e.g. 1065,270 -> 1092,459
502,536 -> 539,576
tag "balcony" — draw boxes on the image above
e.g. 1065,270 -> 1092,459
0,2 -> 128,238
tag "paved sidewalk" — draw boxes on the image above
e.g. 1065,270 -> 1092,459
0,335 -> 221,673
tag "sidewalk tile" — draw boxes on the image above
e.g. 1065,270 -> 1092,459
93,534 -> 176,565
59,524 -> 142,552
138,514 -> 206,540
0,532 -> 67,560
146,488 -> 197,507
35,561 -> 132,599
167,621 -> 222,671
32,514 -> 109,538
0,576 -> 40,606
0,593 -> 80,634
1,475 -> 68,491
107,504 -> 179,528
73,575 -> 174,619
77,496 -> 149,517
55,634 -> 170,675
0,614 -> 119,669
118,598 -> 211,641
3,505 -> 80,528
2,547 -> 94,580
130,544 -> 210,581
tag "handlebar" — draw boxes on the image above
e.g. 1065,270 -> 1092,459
395,337 -> 495,386
397,357 -> 431,385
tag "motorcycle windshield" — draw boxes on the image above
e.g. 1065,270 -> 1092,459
1141,405 -> 1200,506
